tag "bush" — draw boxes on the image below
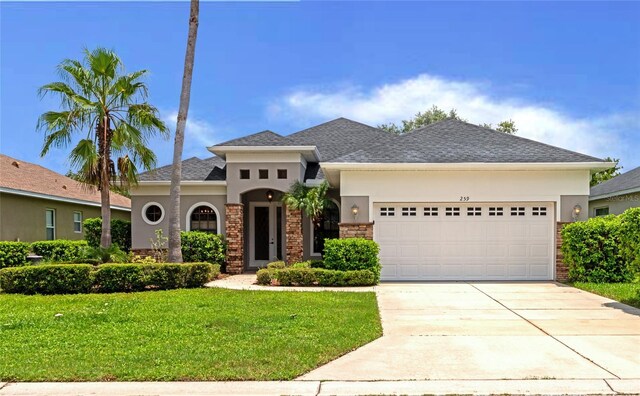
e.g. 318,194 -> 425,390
323,238 -> 381,282
267,261 -> 286,269
0,241 -> 30,269
84,218 -> 131,251
291,261 -> 311,269
92,264 -> 147,293
181,231 -> 226,266
73,245 -> 129,264
561,216 -> 631,283
30,240 -> 88,262
274,267 -> 376,287
0,264 -> 93,294
619,208 -> 640,277
256,268 -> 274,285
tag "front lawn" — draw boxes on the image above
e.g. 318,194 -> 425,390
572,282 -> 640,309
0,288 -> 381,381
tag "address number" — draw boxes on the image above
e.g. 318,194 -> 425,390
460,196 -> 470,202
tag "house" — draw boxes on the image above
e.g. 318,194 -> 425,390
132,118 -> 611,281
0,154 -> 131,242
589,166 -> 640,216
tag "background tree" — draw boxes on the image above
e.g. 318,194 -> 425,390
480,119 -> 518,134
591,157 -> 622,186
168,0 -> 200,263
38,48 -> 168,247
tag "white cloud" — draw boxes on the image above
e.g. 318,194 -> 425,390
269,74 -> 639,166
157,110 -> 219,160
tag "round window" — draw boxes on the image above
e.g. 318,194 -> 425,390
142,203 -> 164,225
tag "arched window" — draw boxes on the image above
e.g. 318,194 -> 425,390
313,200 -> 340,254
190,205 -> 218,233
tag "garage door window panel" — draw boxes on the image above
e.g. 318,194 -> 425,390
445,207 -> 460,216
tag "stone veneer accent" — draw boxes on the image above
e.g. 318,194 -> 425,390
555,221 -> 570,282
225,203 -> 244,274
285,206 -> 303,264
339,222 -> 374,240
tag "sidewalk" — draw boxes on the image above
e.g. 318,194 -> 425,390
1,379 -> 639,395
205,274 -> 376,292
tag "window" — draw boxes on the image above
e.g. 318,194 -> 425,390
190,205 -> 218,233
277,169 -> 288,179
595,207 -> 609,217
73,211 -> 82,233
380,207 -> 395,217
510,207 -> 525,216
45,209 -> 55,240
467,207 -> 482,216
445,207 -> 460,216
532,207 -> 547,216
401,207 -> 417,216
239,169 -> 250,179
259,169 -> 268,179
142,202 -> 164,225
423,207 -> 438,216
488,207 -> 504,216
313,201 -> 340,254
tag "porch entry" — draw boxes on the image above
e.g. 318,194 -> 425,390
249,202 -> 285,268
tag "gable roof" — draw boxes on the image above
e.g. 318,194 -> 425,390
0,154 -> 131,209
215,130 -> 289,146
330,119 -> 605,164
590,166 -> 640,199
138,156 -> 226,182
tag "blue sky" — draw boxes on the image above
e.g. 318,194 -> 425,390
1,1 -> 639,174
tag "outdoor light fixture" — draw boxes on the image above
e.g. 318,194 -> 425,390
572,204 -> 582,221
266,190 -> 274,202
351,204 -> 359,220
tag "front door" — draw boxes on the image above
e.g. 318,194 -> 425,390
249,202 -> 284,268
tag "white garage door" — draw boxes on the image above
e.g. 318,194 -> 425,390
375,203 -> 554,281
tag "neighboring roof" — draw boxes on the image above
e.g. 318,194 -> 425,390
330,119 -> 606,164
590,166 -> 640,199
287,118 -> 395,161
0,154 -> 131,209
138,156 -> 226,182
215,130 -> 290,146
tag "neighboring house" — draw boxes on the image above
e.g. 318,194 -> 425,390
132,118 -> 610,281
0,154 -> 131,242
589,166 -> 640,217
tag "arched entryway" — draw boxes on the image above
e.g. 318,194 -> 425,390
241,188 -> 286,269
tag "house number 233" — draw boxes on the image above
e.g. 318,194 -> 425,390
460,196 -> 470,202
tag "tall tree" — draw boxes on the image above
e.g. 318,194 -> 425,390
168,0 -> 200,263
38,48 -> 168,247
591,157 -> 622,186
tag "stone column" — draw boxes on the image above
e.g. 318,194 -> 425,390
555,221 -> 570,282
285,206 -> 303,264
339,222 -> 374,240
225,203 -> 244,274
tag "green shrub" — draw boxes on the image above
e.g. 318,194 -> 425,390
30,240 -> 88,262
619,207 -> 640,277
267,261 -> 286,269
274,267 -> 376,287
291,261 -> 311,269
92,264 -> 146,293
84,218 -> 131,251
561,216 -> 631,283
73,245 -> 129,264
0,264 -> 93,294
0,241 -> 30,269
256,268 -> 274,285
323,238 -> 381,282
180,232 -> 226,265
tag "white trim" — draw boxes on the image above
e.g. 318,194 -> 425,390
137,180 -> 227,186
320,161 -> 615,172
185,202 -> 221,233
248,202 -> 285,267
73,211 -> 83,233
0,187 -> 131,212
309,199 -> 341,256
589,186 -> 640,201
141,202 -> 165,226
593,206 -> 610,217
209,145 -> 320,162
45,208 -> 56,240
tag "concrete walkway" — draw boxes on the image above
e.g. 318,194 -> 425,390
206,274 -> 376,292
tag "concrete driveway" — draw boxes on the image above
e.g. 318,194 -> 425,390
301,282 -> 640,381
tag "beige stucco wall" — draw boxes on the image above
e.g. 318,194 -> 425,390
560,195 -> 590,222
225,157 -> 305,203
589,192 -> 640,216
0,192 -> 130,242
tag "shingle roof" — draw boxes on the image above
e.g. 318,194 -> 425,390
590,166 -> 640,198
330,119 -> 605,164
0,153 -> 131,208
286,118 -> 395,161
138,156 -> 226,181
215,130 -> 289,146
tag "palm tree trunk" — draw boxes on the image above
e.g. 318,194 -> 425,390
100,116 -> 112,248
168,0 -> 199,263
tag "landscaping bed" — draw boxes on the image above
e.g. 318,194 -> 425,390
0,288 -> 381,381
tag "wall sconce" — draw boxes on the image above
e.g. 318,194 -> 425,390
266,190 -> 274,202
572,204 -> 582,221
351,204 -> 359,220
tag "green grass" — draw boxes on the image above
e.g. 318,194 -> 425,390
0,288 -> 381,381
572,282 -> 640,308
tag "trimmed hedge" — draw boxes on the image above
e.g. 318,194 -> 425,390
323,238 -> 381,282
0,241 -> 30,269
84,218 -> 131,251
31,240 -> 88,262
267,261 -> 286,269
256,268 -> 274,285
619,208 -> 640,276
181,231 -> 226,265
0,264 -> 93,294
0,263 -> 219,295
274,267 -> 376,287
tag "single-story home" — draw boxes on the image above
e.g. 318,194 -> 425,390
132,118 -> 611,281
589,166 -> 640,217
0,154 -> 131,242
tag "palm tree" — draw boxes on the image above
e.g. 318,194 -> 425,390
38,48 -> 168,247
167,0 -> 200,263
282,180 -> 331,228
